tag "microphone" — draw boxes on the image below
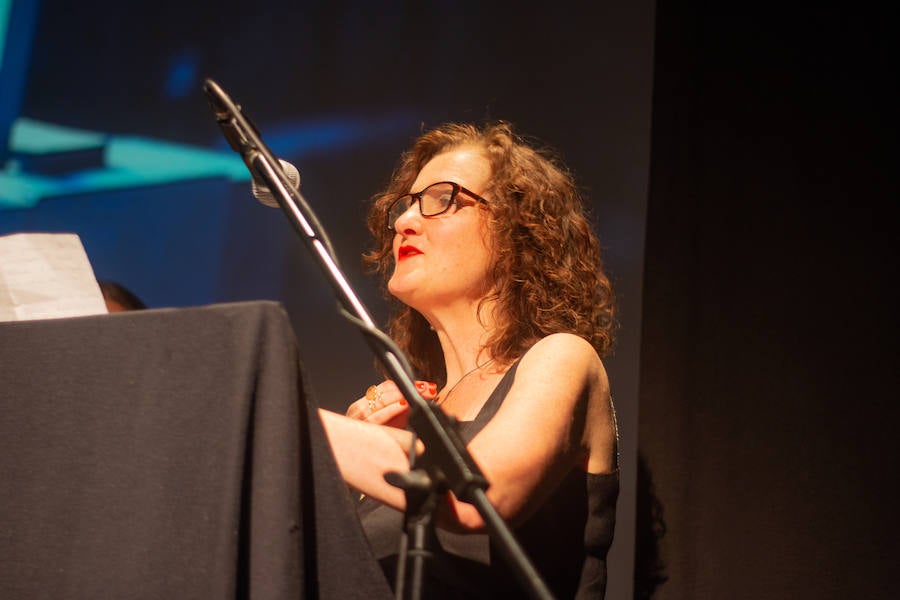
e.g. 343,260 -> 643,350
202,79 -> 301,210
203,78 -> 337,259
251,159 -> 301,208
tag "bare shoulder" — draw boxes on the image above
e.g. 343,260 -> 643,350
506,333 -> 610,418
515,333 -> 615,473
517,333 -> 608,391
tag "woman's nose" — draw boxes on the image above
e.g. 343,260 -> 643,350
392,201 -> 422,233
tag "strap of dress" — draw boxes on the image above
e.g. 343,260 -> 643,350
457,359 -> 522,443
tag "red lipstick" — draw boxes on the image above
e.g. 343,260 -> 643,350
397,245 -> 422,261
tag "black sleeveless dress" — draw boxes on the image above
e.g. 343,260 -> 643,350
358,360 -> 619,599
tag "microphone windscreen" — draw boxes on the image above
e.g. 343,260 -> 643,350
251,159 -> 301,207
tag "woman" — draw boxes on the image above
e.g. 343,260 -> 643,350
320,122 -> 618,598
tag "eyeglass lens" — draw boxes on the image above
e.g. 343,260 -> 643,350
388,182 -> 457,229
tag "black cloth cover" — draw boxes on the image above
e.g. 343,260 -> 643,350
0,301 -> 392,600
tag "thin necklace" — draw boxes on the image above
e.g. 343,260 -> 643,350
437,358 -> 495,405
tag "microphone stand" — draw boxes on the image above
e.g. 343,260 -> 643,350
202,79 -> 554,600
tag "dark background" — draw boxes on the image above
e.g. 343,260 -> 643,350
638,3 -> 896,599
3,1 -> 896,598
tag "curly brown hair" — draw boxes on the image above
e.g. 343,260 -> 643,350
364,122 -> 616,385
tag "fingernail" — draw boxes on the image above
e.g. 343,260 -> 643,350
428,382 -> 437,394
400,399 -> 407,406
415,382 -> 425,390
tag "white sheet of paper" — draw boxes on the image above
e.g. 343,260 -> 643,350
0,233 -> 109,322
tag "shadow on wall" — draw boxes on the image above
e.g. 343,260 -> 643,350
634,452 -> 668,599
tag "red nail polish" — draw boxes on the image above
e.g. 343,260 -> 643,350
400,399 -> 407,406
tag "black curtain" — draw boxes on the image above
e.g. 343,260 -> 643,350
637,3 -> 897,598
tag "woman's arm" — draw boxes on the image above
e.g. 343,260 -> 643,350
319,409 -> 418,508
444,333 -> 615,531
321,332 -> 615,531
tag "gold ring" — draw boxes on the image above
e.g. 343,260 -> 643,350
366,385 -> 381,411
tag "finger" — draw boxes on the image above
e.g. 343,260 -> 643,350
346,382 -> 395,420
347,384 -> 383,419
365,383 -> 386,411
414,380 -> 438,400
345,397 -> 369,420
382,409 -> 410,430
377,380 -> 437,402
379,380 -> 400,395
346,379 -> 434,422
365,399 -> 410,425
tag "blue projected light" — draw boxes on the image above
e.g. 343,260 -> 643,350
0,0 -> 11,66
0,118 -> 251,209
9,118 -> 106,152
233,113 -> 418,159
0,112 -> 418,209
164,50 -> 200,99
1,0 -> 42,166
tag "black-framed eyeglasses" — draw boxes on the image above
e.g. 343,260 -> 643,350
386,181 -> 488,231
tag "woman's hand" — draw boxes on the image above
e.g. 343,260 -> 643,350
345,380 -> 437,428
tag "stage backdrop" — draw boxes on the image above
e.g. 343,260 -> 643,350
2,1 -> 655,597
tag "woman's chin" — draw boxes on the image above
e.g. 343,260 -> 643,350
387,278 -> 417,304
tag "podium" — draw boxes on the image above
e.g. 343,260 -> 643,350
0,301 -> 392,599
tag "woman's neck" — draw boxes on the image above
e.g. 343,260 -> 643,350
422,299 -> 497,383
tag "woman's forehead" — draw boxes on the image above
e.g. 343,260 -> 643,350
412,146 -> 491,192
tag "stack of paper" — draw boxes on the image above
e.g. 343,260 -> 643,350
0,233 -> 108,322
